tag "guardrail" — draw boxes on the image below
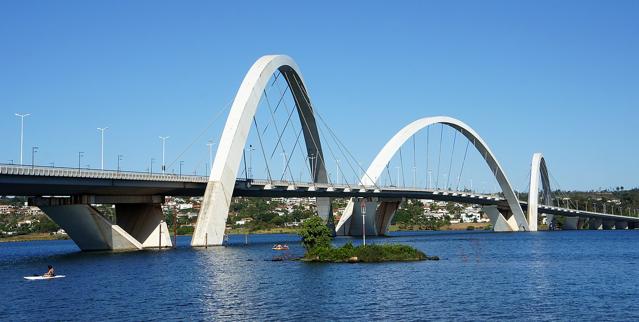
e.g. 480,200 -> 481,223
0,164 -> 209,183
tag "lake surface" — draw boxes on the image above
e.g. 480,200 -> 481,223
1,230 -> 639,321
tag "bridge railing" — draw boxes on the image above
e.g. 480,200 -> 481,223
0,163 -> 209,183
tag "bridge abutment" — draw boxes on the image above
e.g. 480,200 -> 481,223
31,196 -> 172,251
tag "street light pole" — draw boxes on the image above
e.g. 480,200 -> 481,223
360,198 -> 367,246
117,154 -> 123,172
97,127 -> 108,170
248,144 -> 254,178
179,161 -> 184,178
31,146 -> 38,169
78,152 -> 84,172
150,158 -> 155,174
336,159 -> 340,185
159,136 -> 169,174
15,113 -> 30,165
309,154 -> 316,181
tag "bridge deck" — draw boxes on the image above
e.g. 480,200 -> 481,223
1,165 -> 638,223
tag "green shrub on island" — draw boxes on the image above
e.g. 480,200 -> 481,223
305,242 -> 436,263
297,215 -> 333,251
297,215 -> 437,263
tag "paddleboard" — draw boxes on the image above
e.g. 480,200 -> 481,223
24,275 -> 66,280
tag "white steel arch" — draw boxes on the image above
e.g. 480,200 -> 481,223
192,55 -> 329,246
527,153 -> 552,232
336,116 -> 529,234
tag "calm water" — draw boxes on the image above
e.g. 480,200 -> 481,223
1,230 -> 638,321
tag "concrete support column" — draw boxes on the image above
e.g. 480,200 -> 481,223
116,203 -> 172,249
31,196 -> 172,251
615,221 -> 628,230
483,205 -> 515,232
335,199 -> 354,236
375,199 -> 401,235
35,202 -> 142,251
348,199 -> 379,236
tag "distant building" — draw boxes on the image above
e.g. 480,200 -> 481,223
0,205 -> 15,214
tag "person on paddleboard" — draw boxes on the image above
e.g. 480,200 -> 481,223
44,265 -> 55,277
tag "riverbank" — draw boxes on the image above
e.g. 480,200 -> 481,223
1,224 -> 498,243
0,233 -> 69,243
389,222 -> 492,231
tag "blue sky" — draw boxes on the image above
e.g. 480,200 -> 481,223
1,0 -> 637,191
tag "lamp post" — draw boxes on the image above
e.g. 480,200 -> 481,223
159,136 -> 169,174
248,144 -> 254,178
360,198 -> 367,246
31,146 -> 38,169
78,152 -> 84,172
336,159 -> 340,185
15,113 -> 30,165
308,154 -> 316,182
117,154 -> 123,172
97,127 -> 108,170
179,161 -> 184,178
150,158 -> 155,174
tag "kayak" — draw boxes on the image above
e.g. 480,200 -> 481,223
24,275 -> 66,280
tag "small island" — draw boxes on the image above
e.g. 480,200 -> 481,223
298,216 -> 439,263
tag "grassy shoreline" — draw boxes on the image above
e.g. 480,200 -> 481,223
0,233 -> 69,243
1,223 -> 500,243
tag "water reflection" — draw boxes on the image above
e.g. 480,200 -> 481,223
2,231 -> 639,320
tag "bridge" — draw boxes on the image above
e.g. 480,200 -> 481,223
2,54 -> 637,251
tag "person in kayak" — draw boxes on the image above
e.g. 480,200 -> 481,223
44,265 -> 55,277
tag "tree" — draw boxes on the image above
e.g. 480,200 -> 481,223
298,215 -> 332,251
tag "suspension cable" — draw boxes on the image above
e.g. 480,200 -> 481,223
456,136 -> 470,191
412,135 -> 417,187
167,100 -> 232,170
446,131 -> 457,189
252,116 -> 272,182
313,108 -> 378,189
436,124 -> 443,189
399,146 -> 405,187
262,86 -> 296,182
272,78 -> 316,183
425,126 -> 430,188
280,127 -> 304,183
285,72 -> 330,184
287,75 -> 380,189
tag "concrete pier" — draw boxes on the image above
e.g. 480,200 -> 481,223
32,196 -> 172,251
